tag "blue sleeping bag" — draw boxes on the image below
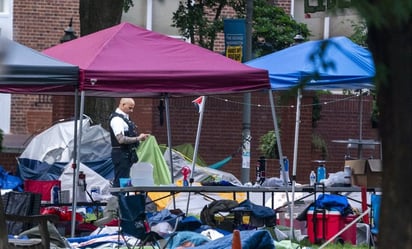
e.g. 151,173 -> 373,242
186,230 -> 275,249
314,194 -> 352,216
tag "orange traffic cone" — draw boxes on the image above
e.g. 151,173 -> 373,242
232,229 -> 241,249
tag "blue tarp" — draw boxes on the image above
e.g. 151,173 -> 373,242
0,165 -> 23,191
314,194 -> 352,216
246,36 -> 375,90
17,158 -> 114,180
186,230 -> 275,249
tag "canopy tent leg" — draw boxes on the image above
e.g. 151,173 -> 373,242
268,90 -> 291,217
69,89 -> 79,238
290,88 -> 302,239
71,90 -> 85,237
164,95 -> 174,184
164,94 -> 176,209
358,89 -> 363,158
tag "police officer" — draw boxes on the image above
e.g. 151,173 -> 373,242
109,98 -> 149,187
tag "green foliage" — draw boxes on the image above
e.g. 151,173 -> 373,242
349,18 -> 368,47
312,94 -> 321,128
258,130 -> 279,159
172,0 -> 229,50
123,0 -> 134,12
348,22 -> 380,128
171,0 -> 310,54
252,0 -> 310,57
371,94 -> 379,128
312,133 -> 328,159
312,90 -> 331,127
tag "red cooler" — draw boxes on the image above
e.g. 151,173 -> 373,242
307,209 -> 357,245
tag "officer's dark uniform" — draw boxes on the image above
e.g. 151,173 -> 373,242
109,112 -> 139,187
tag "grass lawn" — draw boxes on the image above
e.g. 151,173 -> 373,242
295,239 -> 370,248
297,240 -> 370,249
268,226 -> 371,249
297,235 -> 371,249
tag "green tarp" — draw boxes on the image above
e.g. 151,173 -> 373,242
137,136 -> 171,185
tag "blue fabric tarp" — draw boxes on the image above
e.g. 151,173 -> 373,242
186,229 -> 275,249
0,166 -> 23,191
17,158 -> 114,180
246,36 -> 375,90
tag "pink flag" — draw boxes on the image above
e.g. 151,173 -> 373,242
192,96 -> 205,113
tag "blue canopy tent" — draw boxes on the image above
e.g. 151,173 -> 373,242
245,36 -> 375,237
246,36 -> 375,90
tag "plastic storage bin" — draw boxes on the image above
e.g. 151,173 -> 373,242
307,209 -> 357,245
130,162 -> 154,186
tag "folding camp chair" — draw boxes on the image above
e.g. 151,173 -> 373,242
118,194 -> 163,249
2,191 -> 42,235
1,193 -> 59,249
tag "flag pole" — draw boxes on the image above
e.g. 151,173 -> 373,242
186,96 -> 206,215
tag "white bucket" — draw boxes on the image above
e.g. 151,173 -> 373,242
130,162 -> 154,186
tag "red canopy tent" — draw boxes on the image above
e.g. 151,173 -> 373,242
43,22 -> 269,236
43,22 -> 268,97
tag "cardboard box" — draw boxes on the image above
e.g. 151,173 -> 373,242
345,159 -> 382,188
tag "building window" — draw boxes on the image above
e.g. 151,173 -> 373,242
0,0 -> 4,13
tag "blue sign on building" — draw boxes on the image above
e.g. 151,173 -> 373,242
224,19 -> 246,62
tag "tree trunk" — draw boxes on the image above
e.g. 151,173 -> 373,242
79,0 -> 124,127
79,0 -> 124,36
84,97 -> 115,130
367,7 -> 412,249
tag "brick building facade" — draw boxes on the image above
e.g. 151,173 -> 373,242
1,0 -> 378,184
2,92 -> 379,184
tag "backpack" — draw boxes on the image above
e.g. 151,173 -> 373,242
232,199 -> 277,228
200,199 -> 239,227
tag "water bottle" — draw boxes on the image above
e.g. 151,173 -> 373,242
91,186 -> 101,201
77,171 -> 87,202
183,178 -> 189,186
281,157 -> 291,184
257,156 -> 266,185
91,186 -> 100,195
51,185 -> 60,204
309,170 -> 316,186
316,164 -> 326,183
344,165 -> 352,186
78,171 -> 86,190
